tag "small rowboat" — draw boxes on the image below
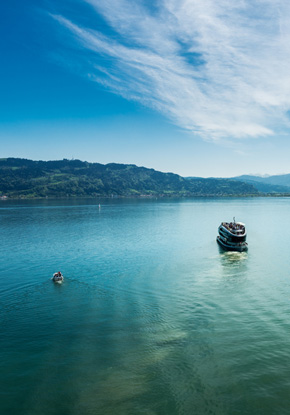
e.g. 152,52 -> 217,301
52,272 -> 64,283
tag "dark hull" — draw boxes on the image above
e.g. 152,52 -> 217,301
217,236 -> 248,252
218,225 -> 247,243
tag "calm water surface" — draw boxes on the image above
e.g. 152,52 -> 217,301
1,197 -> 290,415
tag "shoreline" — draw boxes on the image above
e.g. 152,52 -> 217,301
1,193 -> 290,201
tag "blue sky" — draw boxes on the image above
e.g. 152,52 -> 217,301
1,0 -> 290,177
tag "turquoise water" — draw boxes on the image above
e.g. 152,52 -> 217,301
1,197 -> 290,415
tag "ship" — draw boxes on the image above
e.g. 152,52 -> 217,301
217,217 -> 248,252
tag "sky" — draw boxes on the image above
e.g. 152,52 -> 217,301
1,0 -> 290,177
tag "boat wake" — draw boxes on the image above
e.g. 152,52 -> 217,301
223,251 -> 248,261
219,251 -> 248,270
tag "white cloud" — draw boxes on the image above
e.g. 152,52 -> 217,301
51,0 -> 290,140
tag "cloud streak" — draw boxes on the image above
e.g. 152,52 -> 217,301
51,0 -> 290,140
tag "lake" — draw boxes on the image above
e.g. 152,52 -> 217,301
1,197 -> 290,415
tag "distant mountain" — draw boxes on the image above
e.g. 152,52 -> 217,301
0,158 -> 258,198
232,174 -> 290,193
235,174 -> 290,187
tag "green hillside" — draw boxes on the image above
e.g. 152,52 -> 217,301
0,158 -> 258,198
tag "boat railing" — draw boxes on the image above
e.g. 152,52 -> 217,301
221,222 -> 245,235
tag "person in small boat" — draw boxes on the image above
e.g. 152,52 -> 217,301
53,271 -> 62,279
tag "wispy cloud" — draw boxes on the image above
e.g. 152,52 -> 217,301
50,0 -> 290,140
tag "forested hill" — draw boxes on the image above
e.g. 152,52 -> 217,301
0,158 -> 258,198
